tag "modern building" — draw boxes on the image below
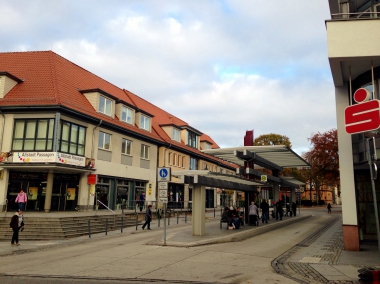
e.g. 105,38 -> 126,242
326,0 -> 380,250
0,51 -> 237,212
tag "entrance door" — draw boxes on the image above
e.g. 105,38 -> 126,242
26,182 -> 42,211
51,182 -> 78,211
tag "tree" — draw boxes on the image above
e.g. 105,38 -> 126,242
254,133 -> 292,148
303,129 -> 340,203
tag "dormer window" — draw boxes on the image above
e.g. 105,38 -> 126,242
187,131 -> 198,148
140,114 -> 150,131
99,96 -> 112,116
172,128 -> 180,142
121,106 -> 133,124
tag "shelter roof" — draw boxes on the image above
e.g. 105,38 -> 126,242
201,145 -> 310,169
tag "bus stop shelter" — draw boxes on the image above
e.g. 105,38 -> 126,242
174,146 -> 310,236
173,170 -> 265,236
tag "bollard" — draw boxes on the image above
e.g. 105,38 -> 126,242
135,213 -> 138,230
177,212 -> 179,224
185,211 -> 187,223
214,208 -> 215,218
121,216 -> 123,233
158,213 -> 160,227
88,219 -> 91,238
105,218 -> 108,235
168,211 -> 171,225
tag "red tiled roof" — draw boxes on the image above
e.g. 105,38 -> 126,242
200,133 -> 220,149
0,51 -> 236,169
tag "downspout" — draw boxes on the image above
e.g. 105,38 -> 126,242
91,119 -> 103,159
0,109 -> 5,151
88,119 -> 102,211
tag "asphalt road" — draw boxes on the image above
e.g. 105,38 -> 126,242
0,207 -> 334,284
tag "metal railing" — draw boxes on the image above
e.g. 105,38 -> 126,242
96,200 -> 116,228
331,12 -> 380,20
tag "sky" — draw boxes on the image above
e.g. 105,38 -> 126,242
0,0 -> 335,155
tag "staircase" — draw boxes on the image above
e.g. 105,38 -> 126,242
0,214 -> 141,241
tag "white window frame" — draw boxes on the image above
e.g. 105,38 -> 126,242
121,106 -> 133,124
99,96 -> 112,116
98,131 -> 111,150
140,114 -> 150,131
141,144 -> 149,159
121,138 -> 132,155
172,128 -> 180,142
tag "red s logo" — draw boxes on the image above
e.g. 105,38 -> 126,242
345,88 -> 380,134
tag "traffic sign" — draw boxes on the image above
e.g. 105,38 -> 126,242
158,181 -> 168,190
261,175 -> 267,182
159,189 -> 167,198
158,167 -> 171,181
159,197 -> 168,203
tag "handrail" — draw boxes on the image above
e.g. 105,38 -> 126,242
331,12 -> 380,20
96,200 -> 115,214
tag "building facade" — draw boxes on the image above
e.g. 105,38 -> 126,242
0,51 -> 237,212
326,0 -> 380,250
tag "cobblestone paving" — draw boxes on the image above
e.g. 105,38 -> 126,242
271,216 -> 366,284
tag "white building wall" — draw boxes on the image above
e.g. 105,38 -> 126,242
335,84 -> 357,225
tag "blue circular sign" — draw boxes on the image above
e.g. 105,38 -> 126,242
159,168 -> 168,178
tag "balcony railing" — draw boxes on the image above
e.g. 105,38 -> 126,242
331,12 -> 380,20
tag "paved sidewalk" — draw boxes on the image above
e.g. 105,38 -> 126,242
273,215 -> 380,283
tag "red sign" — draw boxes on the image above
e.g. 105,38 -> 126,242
87,174 -> 97,185
345,88 -> 380,134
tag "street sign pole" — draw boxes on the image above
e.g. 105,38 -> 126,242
164,202 -> 166,246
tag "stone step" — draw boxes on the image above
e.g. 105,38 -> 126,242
1,214 -> 143,240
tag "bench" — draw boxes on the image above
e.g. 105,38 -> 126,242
220,218 -> 229,229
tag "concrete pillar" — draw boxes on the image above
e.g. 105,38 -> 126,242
44,171 -> 54,213
335,84 -> 359,251
192,184 -> 206,236
273,182 -> 280,203
291,187 -> 296,203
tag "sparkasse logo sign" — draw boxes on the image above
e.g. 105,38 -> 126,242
345,88 -> 380,134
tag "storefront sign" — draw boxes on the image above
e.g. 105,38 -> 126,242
13,152 -> 86,167
87,174 -> 97,185
345,88 -> 380,134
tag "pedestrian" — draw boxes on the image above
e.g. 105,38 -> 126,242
327,203 -> 332,214
139,192 -> 146,212
9,209 -> 25,246
248,201 -> 259,226
142,204 -> 152,230
260,199 -> 269,223
275,200 -> 283,220
15,189 -> 27,211
292,202 -> 297,217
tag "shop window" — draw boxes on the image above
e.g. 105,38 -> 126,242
12,118 -> 55,151
121,138 -> 132,155
140,144 -> 149,159
59,121 -> 86,155
98,131 -> 111,150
